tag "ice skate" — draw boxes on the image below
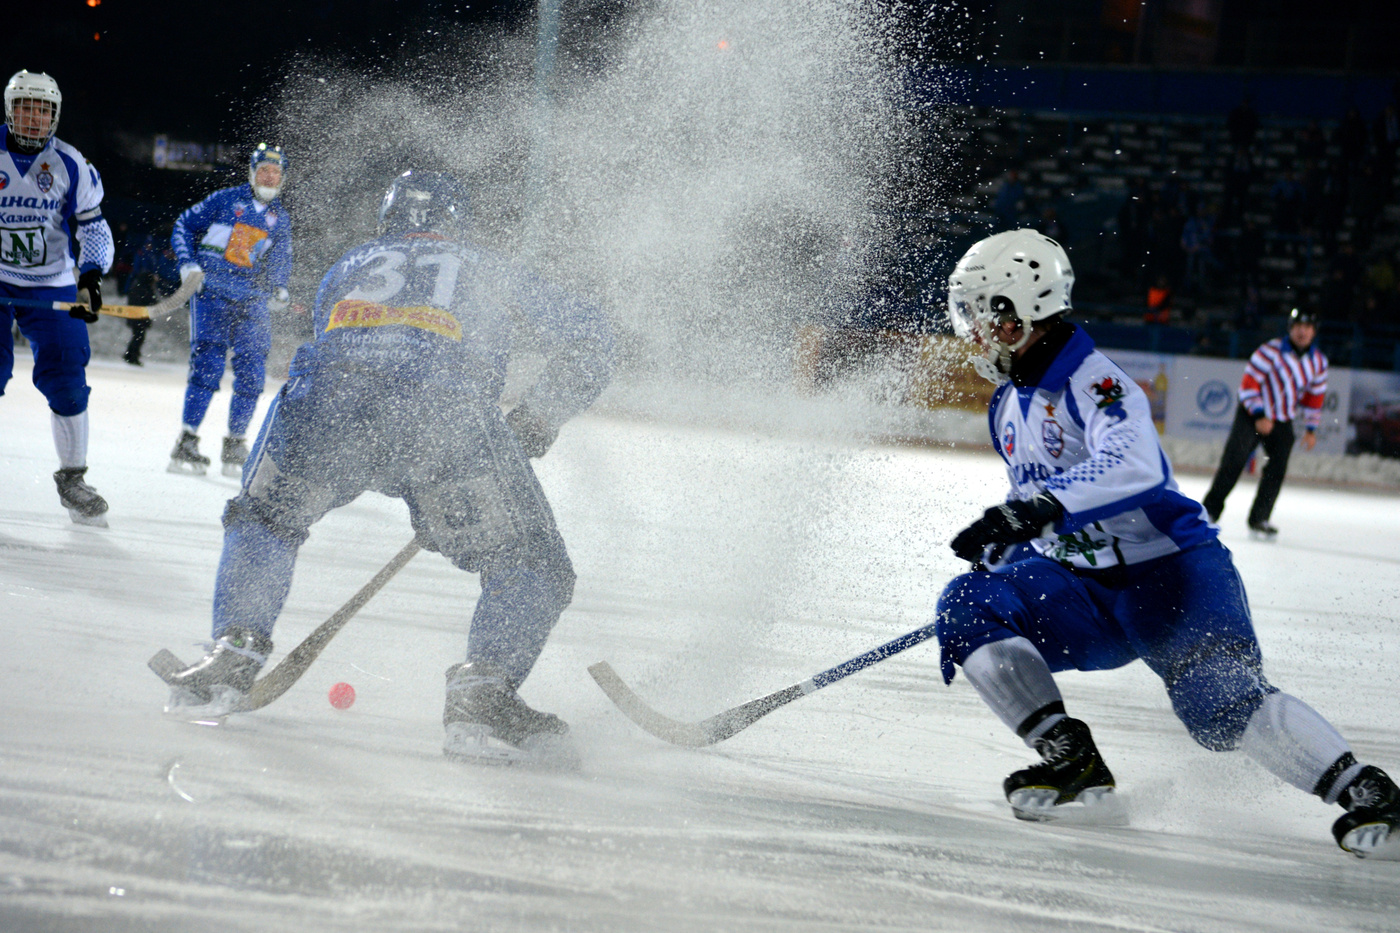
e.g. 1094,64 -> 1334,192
1247,519 -> 1279,539
168,430 -> 211,475
1333,766 -> 1400,859
221,435 -> 250,477
53,467 -> 108,527
158,627 -> 273,718
443,662 -> 579,770
1004,717 -> 1121,823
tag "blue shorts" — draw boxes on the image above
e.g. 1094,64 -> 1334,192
935,543 -> 1274,750
0,281 -> 89,416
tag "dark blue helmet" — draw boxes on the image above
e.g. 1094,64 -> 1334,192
377,170 -> 470,238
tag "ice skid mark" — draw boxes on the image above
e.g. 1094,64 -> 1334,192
165,761 -> 196,803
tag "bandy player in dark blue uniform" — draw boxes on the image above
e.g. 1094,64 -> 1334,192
160,171 -> 614,766
0,69 -> 113,526
934,229 -> 1400,858
168,144 -> 293,477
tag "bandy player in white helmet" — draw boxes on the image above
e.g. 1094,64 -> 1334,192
0,69 -> 114,525
932,228 -> 1400,858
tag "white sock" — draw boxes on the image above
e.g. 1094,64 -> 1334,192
51,411 -> 88,469
1240,692 -> 1354,796
961,636 -> 1063,745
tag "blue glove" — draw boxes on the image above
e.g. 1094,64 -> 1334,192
951,494 -> 1063,564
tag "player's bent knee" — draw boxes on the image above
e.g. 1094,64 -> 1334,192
1165,644 -> 1275,751
223,495 -> 311,548
934,572 -> 1025,685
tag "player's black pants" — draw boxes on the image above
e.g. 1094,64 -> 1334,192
1201,404 -> 1295,525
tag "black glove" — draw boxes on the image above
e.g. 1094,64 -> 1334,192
950,493 -> 1064,564
506,402 -> 558,458
71,269 -> 102,322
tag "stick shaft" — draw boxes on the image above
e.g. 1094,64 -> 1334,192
591,619 -> 941,747
0,295 -> 151,319
244,539 -> 421,709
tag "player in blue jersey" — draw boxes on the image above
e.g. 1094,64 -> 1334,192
0,70 -> 114,526
934,229 -> 1400,858
160,170 -> 615,766
169,143 -> 293,477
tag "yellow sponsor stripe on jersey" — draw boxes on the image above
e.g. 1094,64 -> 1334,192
325,299 -> 462,340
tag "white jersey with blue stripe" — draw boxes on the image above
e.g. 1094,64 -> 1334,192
988,324 -> 1216,569
0,135 -> 111,288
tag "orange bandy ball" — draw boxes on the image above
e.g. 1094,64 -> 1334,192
328,682 -> 356,709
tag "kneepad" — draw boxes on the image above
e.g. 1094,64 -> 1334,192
225,456 -> 334,547
1163,640 -> 1274,751
935,572 -> 1029,685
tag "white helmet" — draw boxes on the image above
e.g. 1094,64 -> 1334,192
946,228 -> 1074,383
4,70 -> 61,151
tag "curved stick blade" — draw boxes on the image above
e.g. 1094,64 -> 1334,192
588,662 -> 803,747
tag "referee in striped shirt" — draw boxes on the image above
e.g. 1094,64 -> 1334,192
1202,306 -> 1327,537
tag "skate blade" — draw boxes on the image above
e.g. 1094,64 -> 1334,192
221,462 -> 242,478
1341,822 -> 1400,860
443,723 -> 580,772
163,685 -> 247,721
167,460 -> 208,476
66,507 -> 108,527
1009,785 -> 1125,825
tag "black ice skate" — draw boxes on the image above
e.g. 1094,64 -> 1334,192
1247,519 -> 1279,539
54,467 -> 109,527
1333,765 -> 1400,859
221,435 -> 249,478
168,430 -> 211,475
1004,717 -> 1119,822
443,662 -> 579,769
160,627 -> 273,717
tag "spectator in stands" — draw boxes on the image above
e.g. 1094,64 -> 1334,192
1221,145 -> 1255,226
1374,103 -> 1399,178
1270,171 -> 1306,235
1338,107 -> 1369,173
1235,283 -> 1262,332
1181,202 -> 1220,295
1201,306 -> 1327,538
1227,94 -> 1259,152
994,169 -> 1026,230
1145,274 -> 1173,324
1118,179 -> 1149,284
1235,218 -> 1264,298
1299,121 -> 1327,164
1036,206 -> 1068,243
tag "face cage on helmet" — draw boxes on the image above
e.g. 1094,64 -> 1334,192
948,290 -> 1033,382
6,97 -> 58,150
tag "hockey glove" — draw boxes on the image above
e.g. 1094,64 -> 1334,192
506,403 -> 558,459
268,286 -> 291,312
950,493 -> 1064,564
71,269 -> 102,322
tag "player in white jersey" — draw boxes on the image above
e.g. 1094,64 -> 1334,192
933,229 -> 1400,858
0,70 -> 114,525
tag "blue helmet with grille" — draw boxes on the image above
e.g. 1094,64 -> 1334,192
377,170 -> 471,238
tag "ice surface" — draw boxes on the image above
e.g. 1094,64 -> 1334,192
3,358 -> 1400,931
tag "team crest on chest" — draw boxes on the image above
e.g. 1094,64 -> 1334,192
1042,418 -> 1064,457
1002,422 -> 1016,454
0,171 -> 8,190
35,162 -> 54,193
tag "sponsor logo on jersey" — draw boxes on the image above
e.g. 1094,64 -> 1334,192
1042,418 -> 1064,457
0,225 -> 49,267
1002,422 -> 1015,454
0,171 -> 8,190
35,163 -> 53,194
325,299 -> 463,341
1088,375 -> 1125,407
0,195 -> 62,210
1086,374 -> 1129,422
